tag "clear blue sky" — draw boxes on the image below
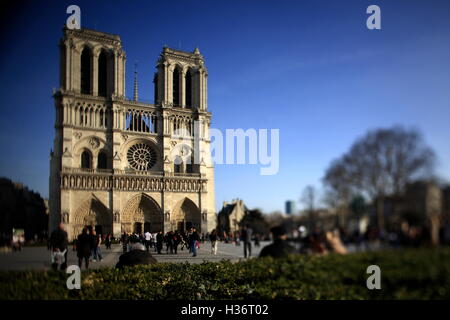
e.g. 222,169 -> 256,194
0,0 -> 449,213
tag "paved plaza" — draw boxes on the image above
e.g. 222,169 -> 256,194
0,241 -> 270,271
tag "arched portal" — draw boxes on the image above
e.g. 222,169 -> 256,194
122,194 -> 163,234
171,197 -> 201,233
72,196 -> 112,238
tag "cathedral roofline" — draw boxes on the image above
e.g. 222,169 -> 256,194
63,27 -> 121,43
161,46 -> 205,62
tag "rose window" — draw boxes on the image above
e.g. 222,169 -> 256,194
127,143 -> 157,171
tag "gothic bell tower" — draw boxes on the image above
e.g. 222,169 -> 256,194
49,27 -> 126,237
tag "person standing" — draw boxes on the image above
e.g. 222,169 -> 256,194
259,225 -> 297,258
254,233 -> 260,247
144,231 -> 152,252
242,225 -> 253,258
156,231 -> 164,254
76,228 -> 92,269
121,232 -> 129,253
189,228 -> 200,257
173,231 -> 180,254
90,230 -> 102,262
49,223 -> 69,271
150,232 -> 156,249
209,229 -> 218,255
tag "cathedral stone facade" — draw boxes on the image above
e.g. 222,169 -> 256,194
49,28 -> 215,240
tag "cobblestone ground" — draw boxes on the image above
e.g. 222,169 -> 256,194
0,241 -> 270,271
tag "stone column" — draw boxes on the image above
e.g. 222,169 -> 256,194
181,69 -> 186,107
73,45 -> 81,93
92,50 -> 99,96
121,52 -> 126,97
167,64 -> 173,104
113,52 -> 119,96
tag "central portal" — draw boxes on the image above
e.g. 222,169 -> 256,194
171,198 -> 202,233
122,193 -> 163,234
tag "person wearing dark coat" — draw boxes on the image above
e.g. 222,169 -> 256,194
49,223 -> 69,270
76,228 -> 92,269
241,225 -> 253,258
173,231 -> 181,254
189,228 -> 200,257
259,225 -> 297,258
156,231 -> 164,254
104,234 -> 112,250
116,239 -> 157,269
121,232 -> 129,253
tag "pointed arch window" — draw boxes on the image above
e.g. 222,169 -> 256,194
98,50 -> 108,97
174,156 -> 183,173
81,150 -> 92,169
185,69 -> 192,108
97,151 -> 107,169
80,47 -> 92,94
172,67 -> 180,106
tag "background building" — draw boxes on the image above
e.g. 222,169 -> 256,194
217,199 -> 247,234
49,28 -> 215,240
285,200 -> 296,215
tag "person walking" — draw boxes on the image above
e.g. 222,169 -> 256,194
209,229 -> 218,255
49,223 -> 69,271
76,228 -> 92,269
242,225 -> 253,258
94,233 -> 103,261
104,234 -> 112,250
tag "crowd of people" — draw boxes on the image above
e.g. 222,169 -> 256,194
46,219 -> 450,271
48,224 -> 114,270
118,227 -> 203,257
293,222 -> 450,255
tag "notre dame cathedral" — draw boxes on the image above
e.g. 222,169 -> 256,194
49,27 -> 215,240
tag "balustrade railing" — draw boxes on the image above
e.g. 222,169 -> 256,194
61,167 -> 205,178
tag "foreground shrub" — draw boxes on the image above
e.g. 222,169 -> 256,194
0,248 -> 449,300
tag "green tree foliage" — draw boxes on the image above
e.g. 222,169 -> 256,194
350,194 -> 367,219
240,209 -> 270,235
0,177 -> 48,241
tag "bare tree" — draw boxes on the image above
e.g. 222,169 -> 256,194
301,185 -> 318,229
323,126 -> 436,229
301,185 -> 316,212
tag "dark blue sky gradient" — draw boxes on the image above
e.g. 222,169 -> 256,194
0,0 -> 449,212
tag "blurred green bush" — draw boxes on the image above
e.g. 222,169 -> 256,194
1,248 -> 449,300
